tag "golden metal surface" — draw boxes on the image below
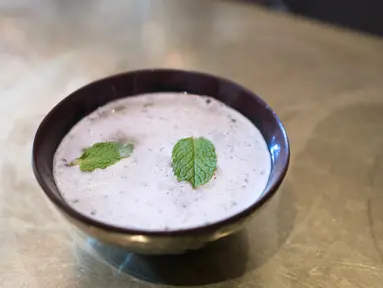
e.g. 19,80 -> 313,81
1,0 -> 383,287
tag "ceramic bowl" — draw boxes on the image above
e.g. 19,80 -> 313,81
32,69 -> 290,255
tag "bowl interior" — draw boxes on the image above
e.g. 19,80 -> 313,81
32,69 -> 289,235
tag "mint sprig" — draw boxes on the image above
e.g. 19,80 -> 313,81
69,142 -> 134,172
171,137 -> 217,188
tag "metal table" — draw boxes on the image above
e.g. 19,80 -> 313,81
1,0 -> 383,287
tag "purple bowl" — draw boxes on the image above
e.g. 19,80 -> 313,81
32,69 -> 290,254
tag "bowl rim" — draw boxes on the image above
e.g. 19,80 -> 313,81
32,68 -> 290,237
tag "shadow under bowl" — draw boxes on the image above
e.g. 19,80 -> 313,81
32,69 -> 290,255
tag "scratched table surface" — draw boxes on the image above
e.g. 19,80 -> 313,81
1,0 -> 383,287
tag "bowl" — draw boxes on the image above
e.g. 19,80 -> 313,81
32,69 -> 290,255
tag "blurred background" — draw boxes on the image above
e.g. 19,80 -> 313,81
241,0 -> 383,36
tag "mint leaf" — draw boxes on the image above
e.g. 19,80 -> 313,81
172,137 -> 217,188
69,142 -> 134,172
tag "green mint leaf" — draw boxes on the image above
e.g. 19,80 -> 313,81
172,137 -> 217,188
69,142 -> 134,172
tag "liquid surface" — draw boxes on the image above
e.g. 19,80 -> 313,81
53,93 -> 271,231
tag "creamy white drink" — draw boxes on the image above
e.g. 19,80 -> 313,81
53,93 -> 271,231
